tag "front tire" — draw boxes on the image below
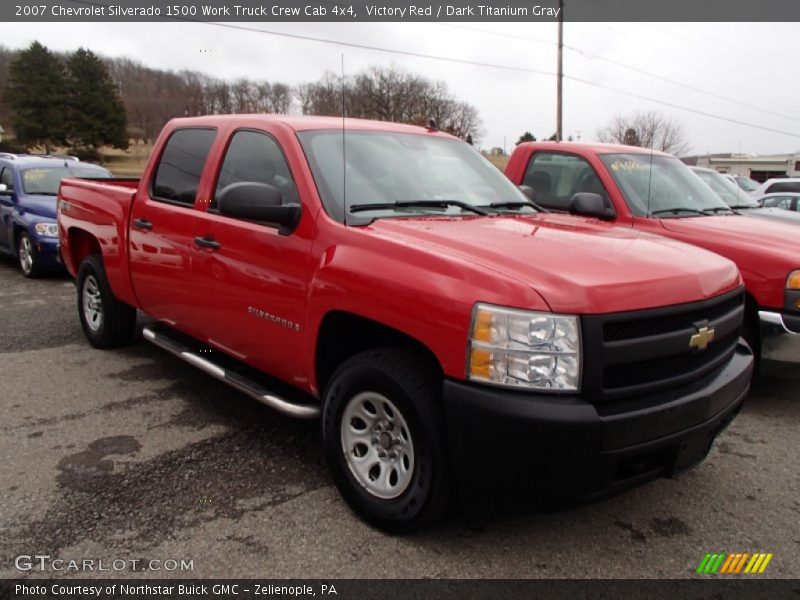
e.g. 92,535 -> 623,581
17,232 -> 42,278
76,254 -> 136,349
322,348 -> 451,533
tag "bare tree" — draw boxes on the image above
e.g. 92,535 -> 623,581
597,110 -> 690,156
298,65 -> 482,143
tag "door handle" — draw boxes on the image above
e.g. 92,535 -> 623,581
133,217 -> 153,231
194,235 -> 221,250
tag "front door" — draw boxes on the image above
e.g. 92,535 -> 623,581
191,125 -> 315,384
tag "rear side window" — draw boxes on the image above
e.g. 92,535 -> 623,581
151,128 -> 216,206
212,130 -> 299,210
523,152 -> 606,210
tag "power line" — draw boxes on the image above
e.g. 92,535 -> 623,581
643,23 -> 800,89
440,22 -> 800,125
60,0 -> 800,140
203,20 -> 800,139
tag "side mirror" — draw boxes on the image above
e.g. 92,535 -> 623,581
568,192 -> 616,221
217,182 -> 301,236
518,185 -> 536,201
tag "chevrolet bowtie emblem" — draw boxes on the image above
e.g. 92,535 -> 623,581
690,326 -> 716,351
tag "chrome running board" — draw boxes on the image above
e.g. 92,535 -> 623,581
142,326 -> 320,419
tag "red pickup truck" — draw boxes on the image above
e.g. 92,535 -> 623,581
58,116 -> 752,531
507,142 -> 800,376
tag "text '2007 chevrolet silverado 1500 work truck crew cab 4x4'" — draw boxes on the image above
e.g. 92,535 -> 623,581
58,116 -> 753,531
507,142 -> 800,377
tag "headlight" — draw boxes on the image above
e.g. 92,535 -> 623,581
787,270 -> 800,290
34,223 -> 58,237
467,303 -> 581,391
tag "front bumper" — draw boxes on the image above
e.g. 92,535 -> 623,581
759,310 -> 800,371
444,342 -> 753,506
33,236 -> 63,269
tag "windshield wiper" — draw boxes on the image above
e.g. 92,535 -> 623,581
728,204 -> 756,210
482,201 -> 541,211
701,207 -> 735,215
649,208 -> 707,217
349,200 -> 488,216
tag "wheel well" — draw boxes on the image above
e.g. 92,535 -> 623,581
12,225 -> 27,253
315,311 -> 443,394
67,228 -> 102,270
743,291 -> 761,356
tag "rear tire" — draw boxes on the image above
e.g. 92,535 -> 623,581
76,254 -> 136,349
322,348 -> 451,533
17,232 -> 43,278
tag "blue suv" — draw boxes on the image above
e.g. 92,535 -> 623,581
0,154 -> 111,277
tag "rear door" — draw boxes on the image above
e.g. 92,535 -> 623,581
190,124 -> 315,383
129,127 -> 217,332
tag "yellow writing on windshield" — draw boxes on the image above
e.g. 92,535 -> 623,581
610,160 -> 647,172
23,170 -> 48,182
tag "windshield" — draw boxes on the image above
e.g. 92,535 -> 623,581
297,130 -> 532,221
600,154 -> 731,217
692,169 -> 759,208
22,166 -> 111,195
734,176 -> 759,192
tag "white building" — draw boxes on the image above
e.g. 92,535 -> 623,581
695,153 -> 800,182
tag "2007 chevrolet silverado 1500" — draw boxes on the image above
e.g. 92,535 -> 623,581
507,142 -> 800,376
58,116 -> 753,531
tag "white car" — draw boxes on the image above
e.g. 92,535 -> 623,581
753,177 -> 800,197
757,192 -> 800,212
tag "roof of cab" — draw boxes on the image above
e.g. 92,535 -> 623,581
166,114 -> 455,136
517,140 -> 673,157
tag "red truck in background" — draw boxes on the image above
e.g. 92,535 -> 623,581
58,116 -> 752,531
506,142 -> 800,376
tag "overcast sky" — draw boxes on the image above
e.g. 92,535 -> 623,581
3,21 -> 800,155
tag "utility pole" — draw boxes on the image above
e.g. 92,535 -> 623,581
556,0 -> 564,142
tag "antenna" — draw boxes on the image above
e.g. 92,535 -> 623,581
341,53 -> 347,227
646,134 -> 655,217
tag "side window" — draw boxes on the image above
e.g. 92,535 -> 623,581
0,167 -> 14,192
523,152 -> 606,210
151,128 -> 216,206
763,196 -> 788,209
212,130 -> 299,210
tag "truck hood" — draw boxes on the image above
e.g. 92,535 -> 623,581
368,213 -> 740,314
19,194 -> 57,219
660,214 -> 800,264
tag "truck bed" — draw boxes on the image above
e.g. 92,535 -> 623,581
58,177 -> 141,307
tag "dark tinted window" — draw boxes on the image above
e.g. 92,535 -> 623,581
766,181 -> 800,194
152,128 -> 216,206
213,130 -> 298,210
524,152 -> 606,210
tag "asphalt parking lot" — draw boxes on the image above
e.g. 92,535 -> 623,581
0,257 -> 798,579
